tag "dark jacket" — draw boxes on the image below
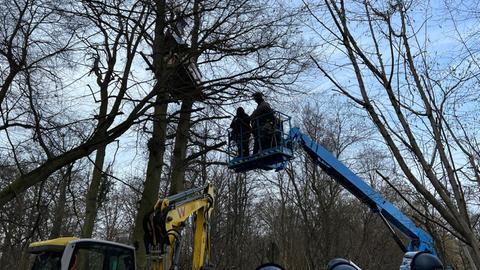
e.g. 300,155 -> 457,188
230,113 -> 251,141
250,101 -> 274,128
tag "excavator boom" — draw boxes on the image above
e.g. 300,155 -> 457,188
143,183 -> 214,270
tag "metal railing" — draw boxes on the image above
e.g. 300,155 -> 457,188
228,111 -> 292,161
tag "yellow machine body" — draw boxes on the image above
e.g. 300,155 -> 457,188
29,237 -> 79,254
29,184 -> 214,270
145,183 -> 214,270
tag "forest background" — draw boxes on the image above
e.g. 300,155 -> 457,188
1,0 -> 480,269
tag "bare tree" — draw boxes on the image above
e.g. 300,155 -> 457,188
0,0 -> 74,109
131,0 -> 309,267
74,0 -> 151,238
306,0 -> 480,266
0,0 -> 157,210
49,163 -> 74,239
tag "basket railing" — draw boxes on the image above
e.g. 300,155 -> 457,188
228,111 -> 292,160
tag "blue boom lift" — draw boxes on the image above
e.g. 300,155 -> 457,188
227,111 -> 436,256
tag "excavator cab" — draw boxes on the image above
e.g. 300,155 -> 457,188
227,111 -> 294,172
28,237 -> 135,270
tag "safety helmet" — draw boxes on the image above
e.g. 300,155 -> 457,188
411,252 -> 444,270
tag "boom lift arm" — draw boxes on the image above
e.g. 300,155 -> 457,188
227,112 -> 436,255
288,127 -> 436,255
143,183 -> 214,270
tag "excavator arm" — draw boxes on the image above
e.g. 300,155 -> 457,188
28,184 -> 214,270
143,183 -> 214,270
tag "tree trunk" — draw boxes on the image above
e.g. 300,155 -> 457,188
169,99 -> 193,195
466,231 -> 480,267
462,242 -> 479,270
50,164 -> 73,238
0,220 -> 14,267
81,145 -> 106,238
132,92 -> 169,269
131,1 -> 169,268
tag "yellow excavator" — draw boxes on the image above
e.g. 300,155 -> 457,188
28,183 -> 214,270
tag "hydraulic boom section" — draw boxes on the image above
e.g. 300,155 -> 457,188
143,183 -> 214,270
288,127 -> 436,255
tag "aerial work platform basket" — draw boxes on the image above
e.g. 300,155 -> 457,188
227,111 -> 294,172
